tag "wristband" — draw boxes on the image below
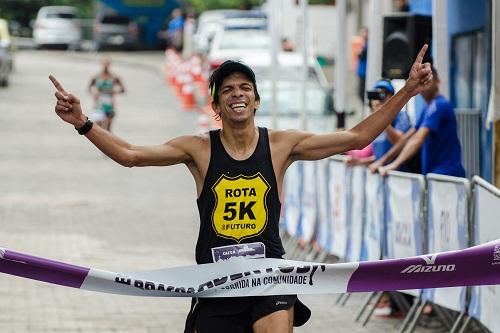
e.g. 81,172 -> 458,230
75,117 -> 93,135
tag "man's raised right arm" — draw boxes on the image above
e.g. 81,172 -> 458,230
50,75 -> 194,167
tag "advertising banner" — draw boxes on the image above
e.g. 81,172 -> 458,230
469,177 -> 500,333
361,172 -> 384,261
423,175 -> 469,312
328,159 -> 349,258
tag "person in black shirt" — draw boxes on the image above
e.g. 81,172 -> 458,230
49,45 -> 432,333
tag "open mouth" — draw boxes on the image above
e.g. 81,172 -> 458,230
230,102 -> 247,113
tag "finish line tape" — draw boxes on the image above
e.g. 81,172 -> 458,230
1,240 -> 500,298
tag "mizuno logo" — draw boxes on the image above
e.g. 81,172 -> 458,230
400,254 -> 456,273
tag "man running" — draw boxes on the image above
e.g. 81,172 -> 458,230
50,45 -> 432,333
88,57 -> 125,131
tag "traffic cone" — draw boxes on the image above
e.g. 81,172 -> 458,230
181,80 -> 196,111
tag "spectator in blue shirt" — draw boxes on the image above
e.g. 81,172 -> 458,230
378,67 -> 465,177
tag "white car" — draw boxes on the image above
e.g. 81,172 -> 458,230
207,28 -> 270,70
255,79 -> 336,133
238,51 -> 329,89
33,6 -> 82,49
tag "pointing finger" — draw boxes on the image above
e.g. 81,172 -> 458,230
414,44 -> 428,65
49,75 -> 68,94
54,91 -> 68,101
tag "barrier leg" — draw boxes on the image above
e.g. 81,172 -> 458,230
432,304 -> 454,330
297,244 -> 313,261
362,291 -> 384,326
449,311 -> 465,333
335,293 -> 345,305
355,291 -> 377,322
398,298 -> 421,333
315,250 -> 328,263
391,292 -> 411,313
283,236 -> 298,254
457,316 -> 472,333
341,292 -> 351,306
407,300 -> 427,333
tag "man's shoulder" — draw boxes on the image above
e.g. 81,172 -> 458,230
434,95 -> 453,111
171,132 -> 210,147
268,128 -> 303,141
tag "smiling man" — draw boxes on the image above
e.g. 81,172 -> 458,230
50,45 -> 432,333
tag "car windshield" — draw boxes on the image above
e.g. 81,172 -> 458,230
46,13 -> 76,19
218,31 -> 269,50
257,81 -> 328,116
101,15 -> 130,24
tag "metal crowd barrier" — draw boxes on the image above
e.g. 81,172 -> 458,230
279,159 -> 499,333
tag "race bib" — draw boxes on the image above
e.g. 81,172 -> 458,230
211,242 -> 266,262
212,173 -> 270,242
98,94 -> 113,106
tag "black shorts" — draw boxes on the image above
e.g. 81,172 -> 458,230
184,295 -> 311,333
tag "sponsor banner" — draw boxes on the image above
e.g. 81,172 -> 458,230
469,177 -> 500,333
346,166 -> 365,262
328,159 -> 349,258
385,172 -> 425,297
361,172 -> 384,261
423,176 -> 469,312
298,162 -> 317,243
1,241 -> 500,297
385,173 -> 425,259
282,162 -> 302,237
315,159 -> 331,250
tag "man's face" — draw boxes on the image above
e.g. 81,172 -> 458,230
370,99 -> 383,111
369,92 -> 392,112
212,72 -> 260,122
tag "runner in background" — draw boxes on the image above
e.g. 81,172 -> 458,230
88,58 -> 125,132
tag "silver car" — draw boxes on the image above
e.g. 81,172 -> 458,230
93,13 -> 140,51
33,6 -> 82,49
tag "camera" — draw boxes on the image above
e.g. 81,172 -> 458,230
366,89 -> 387,101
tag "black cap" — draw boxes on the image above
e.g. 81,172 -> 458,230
209,60 -> 258,103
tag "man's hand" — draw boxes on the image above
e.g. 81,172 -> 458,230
345,157 -> 360,167
378,163 -> 397,177
403,44 -> 433,96
49,75 -> 87,128
368,161 -> 381,174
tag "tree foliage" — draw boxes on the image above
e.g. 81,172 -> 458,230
185,0 -> 264,14
0,0 -> 95,28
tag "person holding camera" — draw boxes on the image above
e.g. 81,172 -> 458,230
375,67 -> 465,177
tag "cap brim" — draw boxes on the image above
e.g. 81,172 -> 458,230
215,62 -> 256,87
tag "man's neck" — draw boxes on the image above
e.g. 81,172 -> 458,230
220,124 -> 259,156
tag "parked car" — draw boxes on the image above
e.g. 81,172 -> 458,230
207,28 -> 270,70
238,52 -> 329,89
193,9 -> 267,55
33,6 -> 82,49
255,79 -> 336,133
93,13 -> 139,51
0,18 -> 13,87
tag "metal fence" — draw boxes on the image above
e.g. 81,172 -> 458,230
455,108 -> 481,178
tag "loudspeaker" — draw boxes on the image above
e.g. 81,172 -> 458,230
382,14 -> 432,79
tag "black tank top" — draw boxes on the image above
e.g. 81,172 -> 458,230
195,127 -> 284,264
